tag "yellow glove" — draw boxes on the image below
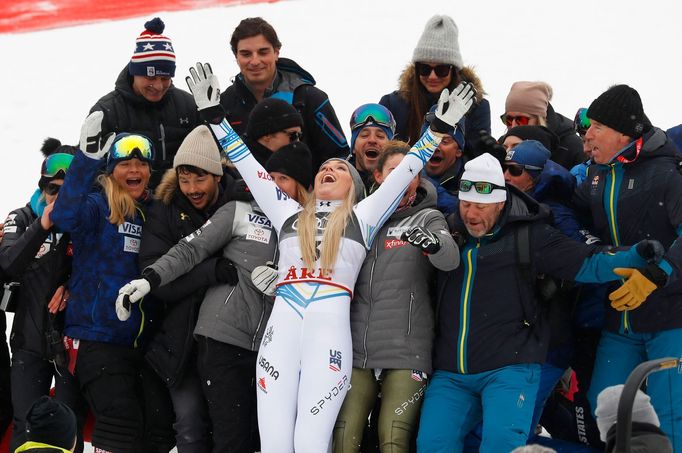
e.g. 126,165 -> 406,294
609,268 -> 658,311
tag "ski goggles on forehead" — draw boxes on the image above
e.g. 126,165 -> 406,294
41,153 -> 74,177
574,108 -> 591,135
459,179 -> 506,195
350,104 -> 396,133
109,134 -> 154,162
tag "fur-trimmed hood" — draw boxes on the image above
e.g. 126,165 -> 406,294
397,64 -> 486,103
154,169 -> 179,206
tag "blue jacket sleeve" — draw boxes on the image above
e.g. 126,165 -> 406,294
50,151 -> 104,234
532,223 -> 648,283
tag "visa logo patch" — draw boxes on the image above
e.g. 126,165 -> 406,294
118,222 -> 142,237
246,213 -> 272,228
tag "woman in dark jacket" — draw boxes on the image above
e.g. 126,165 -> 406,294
51,112 -> 173,453
333,142 -> 459,453
0,140 -> 85,453
379,15 -> 490,156
501,81 -> 584,169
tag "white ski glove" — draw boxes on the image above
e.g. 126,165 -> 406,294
430,82 -> 476,134
79,111 -> 115,160
251,262 -> 279,297
116,278 -> 151,321
186,62 -> 224,123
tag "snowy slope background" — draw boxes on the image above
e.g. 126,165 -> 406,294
1,0 -> 681,450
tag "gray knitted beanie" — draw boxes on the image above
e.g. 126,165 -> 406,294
412,15 -> 463,68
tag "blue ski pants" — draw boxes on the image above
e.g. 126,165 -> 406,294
417,364 -> 540,453
587,328 -> 682,452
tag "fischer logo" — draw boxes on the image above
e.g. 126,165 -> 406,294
329,349 -> 342,372
310,375 -> 348,415
385,239 -> 408,250
259,356 -> 280,380
257,377 -> 268,394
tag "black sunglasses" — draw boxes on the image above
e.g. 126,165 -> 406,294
416,63 -> 453,78
287,131 -> 302,143
503,163 -> 543,177
459,180 -> 506,194
45,182 -> 62,196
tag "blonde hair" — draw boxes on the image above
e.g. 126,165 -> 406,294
297,181 -> 356,272
294,183 -> 311,206
97,174 -> 139,225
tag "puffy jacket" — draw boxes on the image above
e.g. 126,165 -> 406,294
220,57 -> 348,175
435,187 -> 651,374
379,65 -> 490,156
351,181 -> 458,374
90,67 -> 201,189
573,127 -> 682,333
139,170 -> 235,387
51,151 -> 154,347
0,200 -> 71,357
146,199 -> 277,351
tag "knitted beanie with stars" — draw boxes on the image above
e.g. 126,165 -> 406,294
128,17 -> 176,78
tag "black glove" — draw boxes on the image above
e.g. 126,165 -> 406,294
475,130 -> 507,164
215,258 -> 239,286
635,239 -> 665,264
401,226 -> 441,254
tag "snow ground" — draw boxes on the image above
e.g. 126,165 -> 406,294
1,0 -> 681,450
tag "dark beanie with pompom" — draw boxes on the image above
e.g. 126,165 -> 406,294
128,17 -> 176,77
38,138 -> 77,190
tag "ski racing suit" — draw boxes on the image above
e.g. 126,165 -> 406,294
209,118 -> 439,453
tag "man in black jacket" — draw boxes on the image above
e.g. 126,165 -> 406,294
140,125 -> 239,453
572,84 -> 682,452
416,153 -> 668,453
89,17 -> 200,189
220,17 -> 348,178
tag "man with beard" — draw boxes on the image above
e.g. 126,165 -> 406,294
417,153 -> 669,453
346,103 -> 396,195
422,114 -> 467,215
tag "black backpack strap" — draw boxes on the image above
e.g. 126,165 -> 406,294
515,223 -> 538,329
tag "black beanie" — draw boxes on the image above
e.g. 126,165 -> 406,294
587,84 -> 647,138
246,98 -> 303,140
265,141 -> 313,189
502,125 -> 559,152
25,396 -> 77,450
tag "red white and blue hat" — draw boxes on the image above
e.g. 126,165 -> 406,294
128,17 -> 176,78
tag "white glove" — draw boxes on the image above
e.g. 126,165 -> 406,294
79,111 -> 115,160
186,62 -> 222,117
116,278 -> 151,321
433,82 -> 476,131
251,262 -> 279,296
